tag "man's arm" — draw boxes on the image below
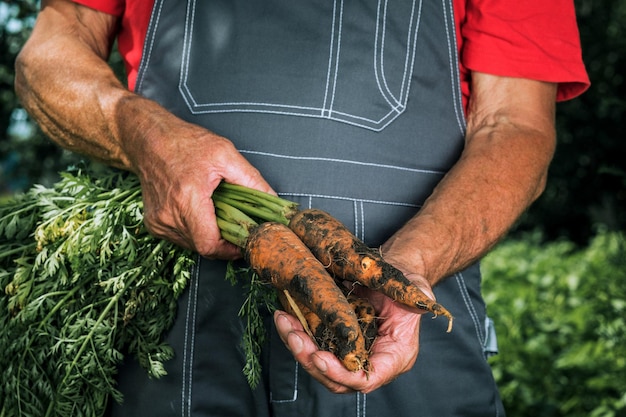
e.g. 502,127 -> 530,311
14,0 -> 131,168
15,0 -> 274,258
275,72 -> 557,393
381,72 -> 557,285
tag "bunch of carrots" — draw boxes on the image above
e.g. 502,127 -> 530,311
213,183 -> 453,373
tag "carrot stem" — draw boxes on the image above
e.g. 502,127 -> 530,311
217,182 -> 296,210
212,181 -> 301,248
214,182 -> 298,224
213,194 -> 287,225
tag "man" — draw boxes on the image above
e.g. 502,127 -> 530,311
15,0 -> 589,415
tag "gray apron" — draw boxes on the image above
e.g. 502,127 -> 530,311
110,0 -> 504,416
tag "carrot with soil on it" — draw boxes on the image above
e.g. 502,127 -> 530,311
212,183 -> 452,378
288,208 -> 454,332
245,222 -> 369,372
345,292 -> 378,349
215,186 -> 372,373
278,285 -> 378,355
213,184 -> 453,331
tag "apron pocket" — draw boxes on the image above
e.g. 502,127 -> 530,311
180,0 -> 422,131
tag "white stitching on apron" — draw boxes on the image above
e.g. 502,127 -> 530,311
269,362 -> 299,403
240,149 -> 447,176
441,0 -> 466,134
353,200 -> 366,241
281,193 -> 421,209
355,392 -> 367,417
176,0 -> 422,131
181,256 -> 200,417
323,0 -> 342,119
374,0 -> 420,111
454,272 -> 485,346
135,0 -> 165,94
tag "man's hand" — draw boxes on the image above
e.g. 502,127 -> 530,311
124,107 -> 274,259
274,271 -> 434,394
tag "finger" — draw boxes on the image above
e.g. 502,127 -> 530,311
222,158 -> 276,196
273,312 -> 356,394
274,310 -> 300,345
309,348 -> 411,394
273,310 -> 411,393
201,240 -> 243,260
176,194 -> 242,259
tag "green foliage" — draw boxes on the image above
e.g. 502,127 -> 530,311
0,163 -> 295,413
0,165 -> 193,417
226,262 -> 277,389
482,231 -> 626,417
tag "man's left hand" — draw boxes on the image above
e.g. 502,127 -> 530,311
273,277 -> 429,394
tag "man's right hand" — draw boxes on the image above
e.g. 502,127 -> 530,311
121,103 -> 274,259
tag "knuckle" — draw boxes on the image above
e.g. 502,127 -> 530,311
195,241 -> 216,258
326,384 -> 348,395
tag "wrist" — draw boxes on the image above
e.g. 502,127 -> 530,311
381,214 -> 456,286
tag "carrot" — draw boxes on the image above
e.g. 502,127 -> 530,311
345,293 -> 378,351
212,183 -> 451,379
278,287 -> 378,355
288,209 -> 453,332
245,222 -> 369,372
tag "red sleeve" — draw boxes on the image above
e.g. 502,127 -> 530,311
461,0 -> 590,101
71,0 -> 153,91
71,0 -> 125,16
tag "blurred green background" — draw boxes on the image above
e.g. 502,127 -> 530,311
1,1 -> 625,416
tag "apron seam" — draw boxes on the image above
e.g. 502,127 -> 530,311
181,255 -> 201,417
135,0 -> 165,94
240,149 -> 447,176
355,392 -> 367,417
280,193 -> 422,208
374,0 -> 420,110
441,0 -> 467,134
323,0 -> 343,118
454,272 -> 485,346
354,200 -> 366,241
269,362 -> 300,403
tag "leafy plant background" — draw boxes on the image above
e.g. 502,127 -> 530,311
482,232 -> 626,417
1,0 -> 625,416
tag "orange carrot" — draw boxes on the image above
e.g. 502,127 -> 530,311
245,222 -> 369,371
278,287 -> 378,355
288,209 -> 453,332
345,293 -> 378,351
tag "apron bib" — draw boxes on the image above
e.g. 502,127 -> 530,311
110,1 -> 504,416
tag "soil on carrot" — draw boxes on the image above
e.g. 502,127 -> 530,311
289,209 -> 454,332
245,222 -> 370,371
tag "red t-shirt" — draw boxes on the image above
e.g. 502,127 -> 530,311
74,0 -> 590,108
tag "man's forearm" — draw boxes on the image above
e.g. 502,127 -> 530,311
382,75 -> 557,285
15,1 -> 146,171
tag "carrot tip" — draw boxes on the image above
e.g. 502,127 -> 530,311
446,316 -> 454,333
429,303 -> 454,332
